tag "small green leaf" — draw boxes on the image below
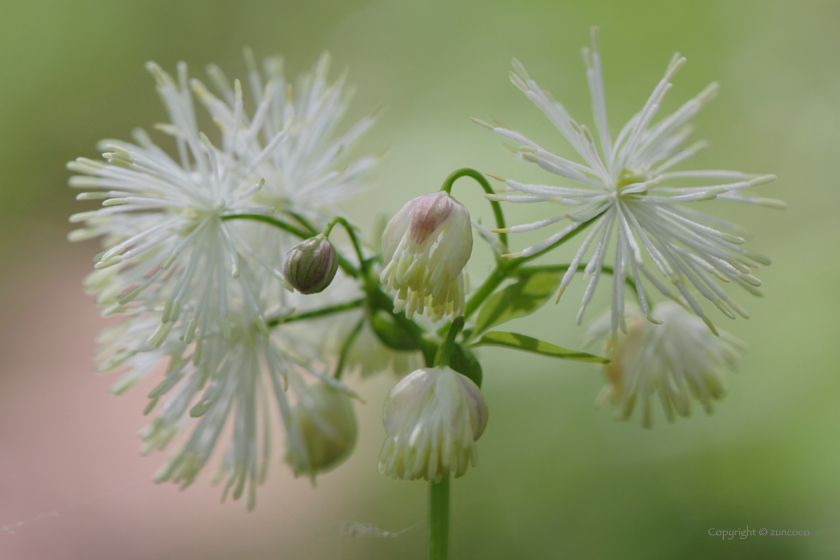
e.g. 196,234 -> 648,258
472,270 -> 562,338
449,343 -> 483,387
474,331 -> 609,363
370,312 -> 420,351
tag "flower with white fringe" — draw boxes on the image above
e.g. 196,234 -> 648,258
193,50 -> 380,222
380,192 -> 473,321
378,366 -> 488,481
96,271 -> 358,509
588,302 -> 742,429
68,60 -> 290,348
476,28 -> 785,339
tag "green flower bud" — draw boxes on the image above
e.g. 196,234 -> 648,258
282,234 -> 339,294
286,383 -> 358,478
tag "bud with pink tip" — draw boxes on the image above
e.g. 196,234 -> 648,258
380,192 -> 472,321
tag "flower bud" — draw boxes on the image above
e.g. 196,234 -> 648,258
378,366 -> 488,482
380,192 -> 472,321
285,383 -> 358,478
283,234 -> 339,294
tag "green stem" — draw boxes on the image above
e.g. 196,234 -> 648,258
221,213 -> 310,239
324,216 -> 366,270
284,210 -> 320,236
333,316 -> 365,379
440,168 -> 508,251
428,476 -> 450,560
222,213 -> 360,278
266,298 -> 365,328
435,317 -> 464,368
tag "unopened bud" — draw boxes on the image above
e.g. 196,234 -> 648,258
283,234 -> 339,294
286,384 -> 358,478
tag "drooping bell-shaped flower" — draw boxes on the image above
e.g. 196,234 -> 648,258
285,382 -> 358,479
378,366 -> 488,482
380,192 -> 473,321
588,302 -> 743,428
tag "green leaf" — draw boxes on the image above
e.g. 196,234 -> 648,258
370,312 -> 420,351
471,270 -> 562,338
474,331 -> 609,363
449,343 -> 483,387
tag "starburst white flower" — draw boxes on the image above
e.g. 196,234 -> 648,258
378,366 -> 488,481
68,61 -> 290,347
588,302 -> 742,428
380,192 -> 473,321
69,52 -> 378,346
478,29 -> 785,337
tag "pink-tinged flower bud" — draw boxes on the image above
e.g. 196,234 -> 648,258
285,383 -> 358,478
283,234 -> 340,294
378,366 -> 488,482
380,192 -> 472,321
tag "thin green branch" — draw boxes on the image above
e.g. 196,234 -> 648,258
221,213 -> 310,239
284,210 -> 320,235
266,298 -> 365,328
324,216 -> 366,271
440,168 -> 508,251
222,213 -> 360,278
334,316 -> 365,379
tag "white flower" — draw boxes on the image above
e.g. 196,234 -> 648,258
380,192 -> 473,321
69,52 -> 376,507
378,366 -> 488,481
96,273 -> 357,509
478,28 -> 785,336
69,51 -> 378,346
588,302 -> 742,429
68,60 -> 289,347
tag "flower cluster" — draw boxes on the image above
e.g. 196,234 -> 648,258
70,52 -> 376,507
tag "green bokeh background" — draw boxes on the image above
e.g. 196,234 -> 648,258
1,0 -> 838,558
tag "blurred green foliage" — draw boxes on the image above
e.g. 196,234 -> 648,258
1,0 -> 838,558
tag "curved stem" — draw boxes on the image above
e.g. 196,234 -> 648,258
440,168 -> 508,251
284,210 -> 320,236
428,476 -> 450,560
221,213 -> 310,239
222,213 -> 360,278
324,216 -> 366,270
